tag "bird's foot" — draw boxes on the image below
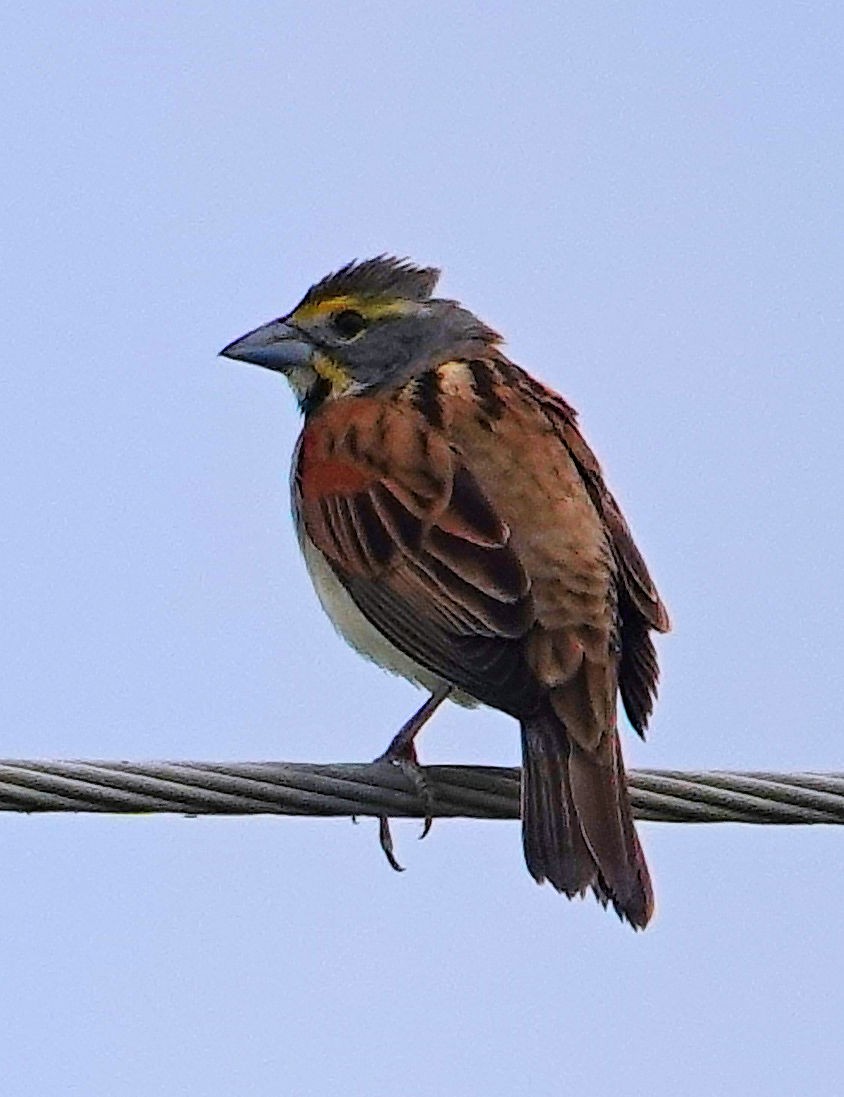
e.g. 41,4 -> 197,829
374,738 -> 435,870
372,687 -> 450,871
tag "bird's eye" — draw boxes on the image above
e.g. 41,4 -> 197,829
332,309 -> 366,339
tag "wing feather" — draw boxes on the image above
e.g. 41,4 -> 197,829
509,363 -> 670,735
294,398 -> 539,715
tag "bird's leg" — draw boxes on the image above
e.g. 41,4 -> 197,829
373,685 -> 452,871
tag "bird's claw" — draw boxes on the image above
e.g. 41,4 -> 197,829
369,686 -> 450,872
378,815 -> 405,872
374,742 -> 436,870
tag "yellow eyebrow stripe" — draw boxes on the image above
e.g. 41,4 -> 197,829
293,294 -> 417,323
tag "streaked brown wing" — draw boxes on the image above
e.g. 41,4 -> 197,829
294,397 -> 539,714
511,365 -> 670,734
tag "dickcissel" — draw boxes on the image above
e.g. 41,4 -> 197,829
221,256 -> 669,928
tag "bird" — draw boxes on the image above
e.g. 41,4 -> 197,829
221,256 -> 670,929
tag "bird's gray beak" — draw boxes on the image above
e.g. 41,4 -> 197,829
219,319 -> 315,373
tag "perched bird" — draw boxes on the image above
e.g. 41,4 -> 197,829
221,256 -> 669,928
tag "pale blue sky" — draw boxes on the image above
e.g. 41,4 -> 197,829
2,3 -> 843,1095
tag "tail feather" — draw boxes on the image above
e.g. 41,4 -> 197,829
521,721 -> 595,897
520,711 -> 654,929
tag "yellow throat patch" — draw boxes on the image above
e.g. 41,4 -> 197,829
312,352 -> 352,394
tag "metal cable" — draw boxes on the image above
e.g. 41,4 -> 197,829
0,760 -> 842,824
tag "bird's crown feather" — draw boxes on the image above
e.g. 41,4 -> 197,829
298,255 -> 440,310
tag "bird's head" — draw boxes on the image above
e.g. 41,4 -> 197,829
220,256 -> 500,413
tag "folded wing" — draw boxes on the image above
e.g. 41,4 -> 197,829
293,397 -> 539,714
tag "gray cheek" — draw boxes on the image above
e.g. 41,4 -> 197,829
347,328 -> 432,386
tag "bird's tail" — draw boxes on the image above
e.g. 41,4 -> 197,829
520,710 -> 653,929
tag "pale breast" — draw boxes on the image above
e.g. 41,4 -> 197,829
298,531 -> 478,707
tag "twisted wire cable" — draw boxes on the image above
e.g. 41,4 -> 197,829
0,760 -> 842,824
